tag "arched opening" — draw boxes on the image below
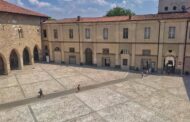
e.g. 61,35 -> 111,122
164,56 -> 176,74
0,55 -> 5,75
34,46 -> 39,62
10,50 -> 19,70
23,47 -> 30,65
85,48 -> 93,65
54,47 -> 62,64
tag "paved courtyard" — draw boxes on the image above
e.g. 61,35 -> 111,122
0,63 -> 189,122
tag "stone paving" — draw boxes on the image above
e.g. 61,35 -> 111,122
0,63 -> 190,122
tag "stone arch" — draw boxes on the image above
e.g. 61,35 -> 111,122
34,45 -> 40,62
164,50 -> 176,73
85,48 -> 93,65
23,47 -> 32,65
0,53 -> 7,75
9,49 -> 20,70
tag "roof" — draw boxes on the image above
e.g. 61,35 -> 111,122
44,12 -> 190,24
0,0 -> 48,17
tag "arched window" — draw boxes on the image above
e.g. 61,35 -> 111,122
165,6 -> 168,11
173,6 -> 177,10
54,47 -> 61,51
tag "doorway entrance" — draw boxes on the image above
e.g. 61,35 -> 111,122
69,56 -> 76,65
85,48 -> 93,65
164,56 -> 175,73
102,57 -> 110,67
54,47 -> 62,64
10,50 -> 19,70
23,48 -> 30,65
34,46 -> 39,62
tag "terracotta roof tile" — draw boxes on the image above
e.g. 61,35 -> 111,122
0,0 -> 48,17
44,12 -> 190,24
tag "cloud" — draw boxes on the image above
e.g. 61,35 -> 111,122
7,0 -> 24,6
28,0 -> 51,7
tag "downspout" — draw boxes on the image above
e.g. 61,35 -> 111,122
157,20 -> 161,73
183,20 -> 189,74
77,18 -> 81,65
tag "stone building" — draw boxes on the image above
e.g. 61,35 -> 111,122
159,0 -> 190,13
0,0 -> 47,75
42,0 -> 190,74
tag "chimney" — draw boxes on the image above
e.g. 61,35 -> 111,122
77,16 -> 81,21
129,15 -> 132,20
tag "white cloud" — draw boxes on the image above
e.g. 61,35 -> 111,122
7,0 -> 24,6
28,0 -> 51,7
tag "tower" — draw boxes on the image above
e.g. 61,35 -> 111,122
158,0 -> 190,13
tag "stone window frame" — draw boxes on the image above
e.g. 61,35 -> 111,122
168,26 -> 176,39
103,28 -> 108,40
43,29 -> 47,38
85,28 -> 90,39
53,29 -> 58,39
164,6 -> 168,11
69,48 -> 75,53
18,27 -> 24,38
173,6 -> 177,11
123,28 -> 128,39
69,29 -> 74,39
144,27 -> 151,39
103,48 -> 109,55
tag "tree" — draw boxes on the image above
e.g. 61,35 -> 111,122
106,7 -> 135,17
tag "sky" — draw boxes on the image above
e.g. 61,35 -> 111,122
6,0 -> 159,19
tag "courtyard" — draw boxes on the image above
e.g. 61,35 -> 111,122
0,63 -> 189,122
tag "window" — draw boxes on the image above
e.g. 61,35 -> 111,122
168,27 -> 176,39
18,27 -> 24,38
69,29 -> 73,39
123,28 -> 128,39
103,48 -> 109,54
144,27 -> 151,39
123,59 -> 128,66
43,29 -> 47,38
103,28 -> 108,40
173,6 -> 177,10
85,28 -> 90,39
142,50 -> 151,56
69,48 -> 75,53
120,49 -> 129,54
165,6 -> 168,11
53,29 -> 58,39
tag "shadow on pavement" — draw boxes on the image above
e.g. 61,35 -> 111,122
183,76 -> 190,101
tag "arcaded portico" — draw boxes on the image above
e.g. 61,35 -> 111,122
0,0 -> 47,75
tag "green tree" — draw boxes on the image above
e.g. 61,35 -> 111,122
106,7 -> 135,17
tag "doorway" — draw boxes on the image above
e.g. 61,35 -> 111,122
10,50 -> 19,70
34,46 -> 39,62
102,57 -> 110,67
69,56 -> 76,65
85,48 -> 93,65
23,48 -> 30,65
0,56 -> 4,74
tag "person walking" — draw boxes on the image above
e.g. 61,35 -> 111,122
77,84 -> 81,92
141,71 -> 144,79
38,88 -> 43,98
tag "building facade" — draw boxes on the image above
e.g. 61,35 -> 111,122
42,13 -> 190,73
42,0 -> 190,74
0,0 -> 47,75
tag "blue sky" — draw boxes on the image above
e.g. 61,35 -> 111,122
7,0 -> 159,19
